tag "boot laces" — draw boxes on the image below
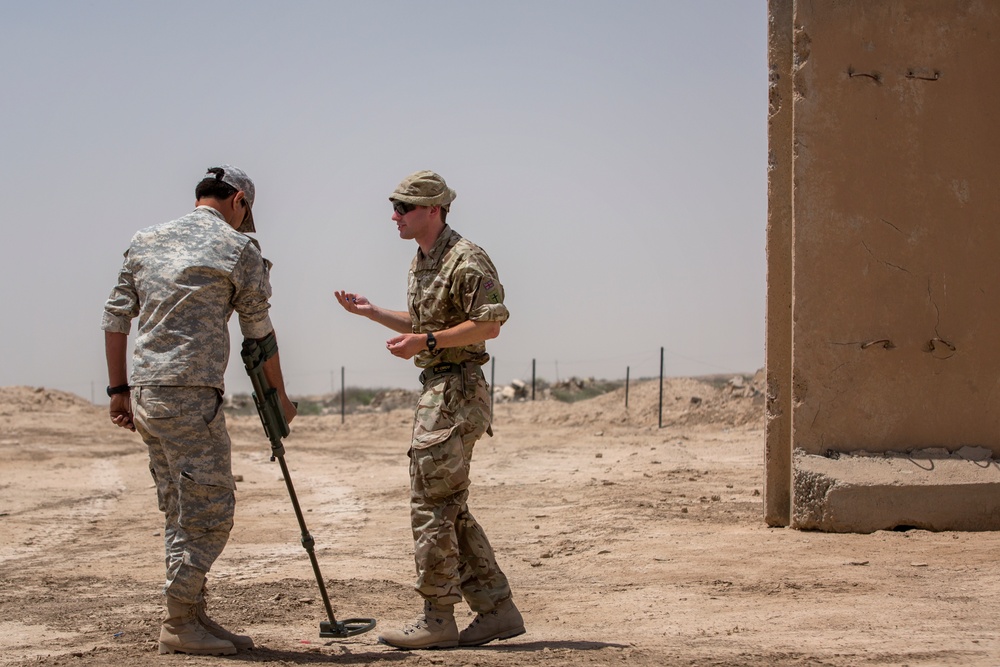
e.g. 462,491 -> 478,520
469,607 -> 498,628
399,602 -> 450,635
402,616 -> 430,635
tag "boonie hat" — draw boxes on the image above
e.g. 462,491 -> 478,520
389,170 -> 457,210
205,164 -> 256,233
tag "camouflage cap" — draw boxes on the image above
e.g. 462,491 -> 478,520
389,170 -> 457,210
205,165 -> 256,233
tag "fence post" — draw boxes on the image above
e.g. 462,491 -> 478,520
625,366 -> 630,408
658,347 -> 664,428
490,356 -> 495,416
532,358 -> 536,401
340,366 -> 345,424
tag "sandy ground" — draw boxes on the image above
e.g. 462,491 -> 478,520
2,379 -> 999,667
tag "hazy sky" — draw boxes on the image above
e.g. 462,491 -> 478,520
0,1 -> 767,400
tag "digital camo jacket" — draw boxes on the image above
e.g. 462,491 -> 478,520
101,206 -> 274,390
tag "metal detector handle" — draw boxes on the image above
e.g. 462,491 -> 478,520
240,336 -> 376,639
241,337 -> 288,458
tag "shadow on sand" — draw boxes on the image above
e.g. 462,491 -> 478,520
224,639 -> 627,663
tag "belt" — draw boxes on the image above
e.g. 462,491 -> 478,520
418,362 -> 467,385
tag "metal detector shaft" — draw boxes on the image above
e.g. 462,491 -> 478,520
241,337 -> 376,639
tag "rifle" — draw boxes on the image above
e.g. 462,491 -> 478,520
241,335 -> 376,639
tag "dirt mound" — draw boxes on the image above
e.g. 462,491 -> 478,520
366,388 -> 418,412
0,386 -> 95,416
493,375 -> 763,430
270,373 -> 764,430
607,374 -> 764,428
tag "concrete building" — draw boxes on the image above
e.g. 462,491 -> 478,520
766,0 -> 1000,531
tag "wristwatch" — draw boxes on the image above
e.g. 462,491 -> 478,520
106,383 -> 131,396
426,332 -> 437,352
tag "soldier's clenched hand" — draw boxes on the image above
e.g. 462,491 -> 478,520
109,393 -> 135,432
386,333 -> 425,360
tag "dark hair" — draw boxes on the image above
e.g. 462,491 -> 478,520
195,168 -> 238,201
440,206 -> 449,224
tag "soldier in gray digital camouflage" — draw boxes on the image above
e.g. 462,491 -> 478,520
334,170 -> 525,650
102,165 -> 297,656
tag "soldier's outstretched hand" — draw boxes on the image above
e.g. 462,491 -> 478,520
334,290 -> 374,318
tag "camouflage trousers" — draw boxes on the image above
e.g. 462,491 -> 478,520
133,386 -> 236,604
408,365 -> 511,612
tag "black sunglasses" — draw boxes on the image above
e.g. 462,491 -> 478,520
392,200 -> 417,216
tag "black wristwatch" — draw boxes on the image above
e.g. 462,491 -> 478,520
426,332 -> 437,352
106,383 -> 131,396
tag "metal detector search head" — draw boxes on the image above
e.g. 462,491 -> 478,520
320,618 -> 377,638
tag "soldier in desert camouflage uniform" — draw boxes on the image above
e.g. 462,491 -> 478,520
102,165 -> 296,656
335,170 -> 525,650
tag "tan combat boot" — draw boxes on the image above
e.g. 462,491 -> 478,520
159,596 -> 237,655
195,587 -> 254,650
458,597 -> 525,647
378,600 -> 459,649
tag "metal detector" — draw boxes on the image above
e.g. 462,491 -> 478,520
241,336 -> 376,639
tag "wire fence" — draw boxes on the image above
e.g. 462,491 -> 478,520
307,347 -> 755,428
39,346 -> 758,432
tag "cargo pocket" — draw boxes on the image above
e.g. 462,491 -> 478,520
177,471 -> 235,568
149,465 -> 170,514
412,374 -> 461,449
410,431 -> 471,500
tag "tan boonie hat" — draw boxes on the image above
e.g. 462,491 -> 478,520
389,170 -> 457,210
205,165 -> 257,233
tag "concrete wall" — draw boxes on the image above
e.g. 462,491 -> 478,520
766,0 -> 1000,531
765,0 -> 794,527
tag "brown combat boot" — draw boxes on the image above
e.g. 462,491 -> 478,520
458,597 -> 525,647
378,600 -> 459,650
159,596 -> 237,655
195,587 -> 254,650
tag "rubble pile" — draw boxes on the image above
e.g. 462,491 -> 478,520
0,386 -> 95,416
490,370 -> 765,429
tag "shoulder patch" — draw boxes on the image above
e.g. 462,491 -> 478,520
483,279 -> 502,304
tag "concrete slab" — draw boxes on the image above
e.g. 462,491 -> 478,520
792,449 -> 1000,533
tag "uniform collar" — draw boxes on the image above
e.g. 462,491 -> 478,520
417,225 -> 458,265
195,205 -> 227,223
